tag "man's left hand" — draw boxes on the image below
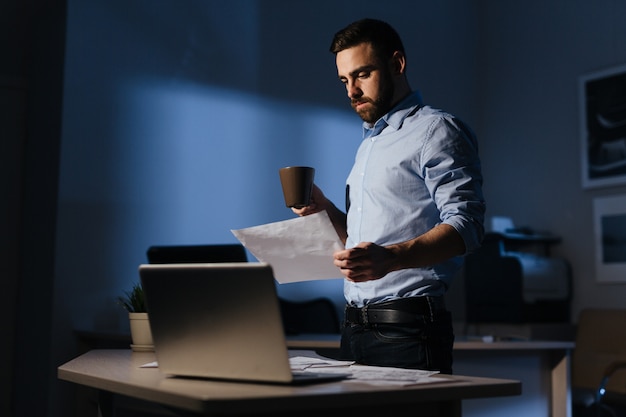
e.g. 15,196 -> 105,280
333,242 -> 395,282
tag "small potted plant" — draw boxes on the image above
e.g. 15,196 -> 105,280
118,282 -> 153,351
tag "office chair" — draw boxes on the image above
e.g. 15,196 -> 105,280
464,233 -> 571,324
464,234 -> 526,323
279,297 -> 341,335
146,243 -> 247,264
572,308 -> 626,417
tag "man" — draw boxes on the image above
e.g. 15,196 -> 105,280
293,18 -> 485,373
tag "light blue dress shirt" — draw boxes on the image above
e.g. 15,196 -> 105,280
344,91 -> 485,307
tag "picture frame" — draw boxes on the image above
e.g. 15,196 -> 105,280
579,63 -> 626,189
593,194 -> 626,283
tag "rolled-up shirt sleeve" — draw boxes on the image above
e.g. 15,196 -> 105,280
422,115 -> 486,253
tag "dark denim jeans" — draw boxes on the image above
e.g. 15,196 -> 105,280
339,309 -> 455,373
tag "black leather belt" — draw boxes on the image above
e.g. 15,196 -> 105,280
344,297 -> 444,326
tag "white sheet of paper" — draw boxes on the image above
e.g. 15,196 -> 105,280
289,356 -> 446,386
231,211 -> 344,283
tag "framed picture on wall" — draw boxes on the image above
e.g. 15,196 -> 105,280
580,63 -> 626,188
593,194 -> 626,283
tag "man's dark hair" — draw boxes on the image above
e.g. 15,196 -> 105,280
329,18 -> 405,63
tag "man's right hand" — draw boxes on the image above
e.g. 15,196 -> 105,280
291,184 -> 327,217
291,184 -> 349,245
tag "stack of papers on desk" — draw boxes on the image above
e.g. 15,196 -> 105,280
142,357 -> 452,386
289,356 -> 450,386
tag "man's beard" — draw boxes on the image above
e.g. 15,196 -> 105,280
351,73 -> 395,124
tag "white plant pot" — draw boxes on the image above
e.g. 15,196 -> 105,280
129,312 -> 154,351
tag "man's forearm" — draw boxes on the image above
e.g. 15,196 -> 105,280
387,224 -> 466,271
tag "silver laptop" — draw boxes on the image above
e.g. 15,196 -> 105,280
138,262 -> 348,385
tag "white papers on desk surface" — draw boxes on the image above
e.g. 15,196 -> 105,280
231,211 -> 344,284
142,357 -> 449,386
289,356 -> 448,386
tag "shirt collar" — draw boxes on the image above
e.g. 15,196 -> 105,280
362,90 -> 424,139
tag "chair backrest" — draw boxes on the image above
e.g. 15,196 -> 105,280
146,244 -> 247,264
464,233 -> 571,324
464,235 -> 525,323
572,308 -> 626,394
279,297 -> 340,335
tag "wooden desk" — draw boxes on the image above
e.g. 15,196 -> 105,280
286,335 -> 574,417
58,349 -> 520,417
